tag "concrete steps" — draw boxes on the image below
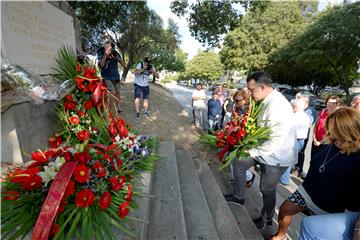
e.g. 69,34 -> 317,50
146,141 -> 251,239
176,149 -> 219,240
146,141 -> 187,240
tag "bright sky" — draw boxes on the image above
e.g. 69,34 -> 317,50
146,0 -> 349,60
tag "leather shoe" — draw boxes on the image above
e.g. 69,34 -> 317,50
253,217 -> 273,229
223,194 -> 245,205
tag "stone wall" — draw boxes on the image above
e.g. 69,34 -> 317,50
1,101 -> 58,164
1,1 -> 80,165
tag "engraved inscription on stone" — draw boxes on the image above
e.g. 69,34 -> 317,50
1,2 -> 76,75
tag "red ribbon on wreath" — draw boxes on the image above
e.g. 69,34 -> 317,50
32,161 -> 78,240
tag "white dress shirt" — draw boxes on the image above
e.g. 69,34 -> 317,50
249,89 -> 298,167
192,89 -> 206,109
294,111 -> 310,139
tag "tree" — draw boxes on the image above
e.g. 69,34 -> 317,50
268,2 -> 360,101
220,1 -> 310,73
181,51 -> 224,83
69,1 -> 181,81
170,0 -> 241,47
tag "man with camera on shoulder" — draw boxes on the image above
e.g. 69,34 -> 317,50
133,57 -> 159,118
97,39 -> 126,114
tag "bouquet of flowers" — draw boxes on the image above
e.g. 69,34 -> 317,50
1,47 -> 158,240
200,99 -> 271,170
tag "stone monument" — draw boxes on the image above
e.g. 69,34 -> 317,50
1,1 -> 79,164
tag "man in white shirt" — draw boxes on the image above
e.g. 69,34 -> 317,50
225,71 -> 297,230
133,57 -> 159,118
280,98 -> 310,185
192,83 -> 206,129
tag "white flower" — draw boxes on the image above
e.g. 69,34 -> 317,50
115,135 -> 121,142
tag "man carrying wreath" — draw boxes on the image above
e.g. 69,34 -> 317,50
224,71 -> 298,230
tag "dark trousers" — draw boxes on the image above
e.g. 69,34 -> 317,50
232,157 -> 287,219
296,138 -> 308,174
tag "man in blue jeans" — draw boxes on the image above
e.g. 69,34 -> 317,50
133,58 -> 159,118
97,39 -> 126,113
224,71 -> 297,230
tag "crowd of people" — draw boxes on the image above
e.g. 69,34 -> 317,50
192,72 -> 360,240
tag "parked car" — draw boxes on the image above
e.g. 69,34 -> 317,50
278,88 -> 325,110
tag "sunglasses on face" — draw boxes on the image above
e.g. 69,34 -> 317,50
234,98 -> 244,102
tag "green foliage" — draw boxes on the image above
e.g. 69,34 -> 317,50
268,2 -> 360,101
181,51 -> 224,83
220,1 -> 309,73
160,74 -> 178,84
170,0 -> 241,47
70,2 -> 182,80
52,46 -> 78,81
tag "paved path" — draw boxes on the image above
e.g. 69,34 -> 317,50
164,82 -> 211,120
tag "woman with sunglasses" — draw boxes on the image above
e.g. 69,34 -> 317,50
271,107 -> 360,240
312,95 -> 341,156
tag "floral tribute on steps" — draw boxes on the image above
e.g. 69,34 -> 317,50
1,47 -> 158,240
200,99 -> 271,170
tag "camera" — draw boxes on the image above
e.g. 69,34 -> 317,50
110,48 -> 120,59
146,64 -> 153,71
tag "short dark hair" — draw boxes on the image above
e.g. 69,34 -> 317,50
144,57 -> 150,63
196,82 -> 202,86
246,71 -> 273,87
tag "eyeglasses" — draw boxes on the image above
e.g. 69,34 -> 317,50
234,98 -> 244,102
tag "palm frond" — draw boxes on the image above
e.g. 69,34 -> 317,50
52,46 -> 78,81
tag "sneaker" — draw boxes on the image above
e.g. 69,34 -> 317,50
136,112 -> 140,118
223,194 -> 245,205
144,112 -> 149,117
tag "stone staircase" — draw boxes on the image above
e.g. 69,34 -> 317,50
127,140 -> 305,240
131,140 -> 263,240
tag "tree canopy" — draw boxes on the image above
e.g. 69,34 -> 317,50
268,2 -> 360,101
220,1 -> 310,73
179,51 -> 224,83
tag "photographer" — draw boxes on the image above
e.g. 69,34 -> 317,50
133,57 -> 159,118
97,39 -> 126,114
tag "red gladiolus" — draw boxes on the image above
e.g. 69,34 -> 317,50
74,152 -> 91,164
48,136 -> 59,148
51,224 -> 60,238
74,165 -> 90,183
119,201 -> 130,218
57,198 -> 67,214
84,100 -> 93,110
22,175 -> 42,190
236,129 -> 247,141
64,180 -> 75,198
125,184 -> 132,201
109,177 -> 123,191
3,191 -> 20,201
93,161 -> 106,178
69,115 -> 80,125
64,95 -> 74,102
108,124 -> 118,135
32,151 -> 48,163
77,130 -> 90,142
226,135 -> 238,146
217,141 -> 225,148
75,189 -> 95,208
64,101 -> 76,110
99,191 -> 111,210
89,80 -> 98,93
10,167 -> 40,183
63,151 -> 72,162
76,110 -> 86,117
76,63 -> 82,73
76,77 -> 89,92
